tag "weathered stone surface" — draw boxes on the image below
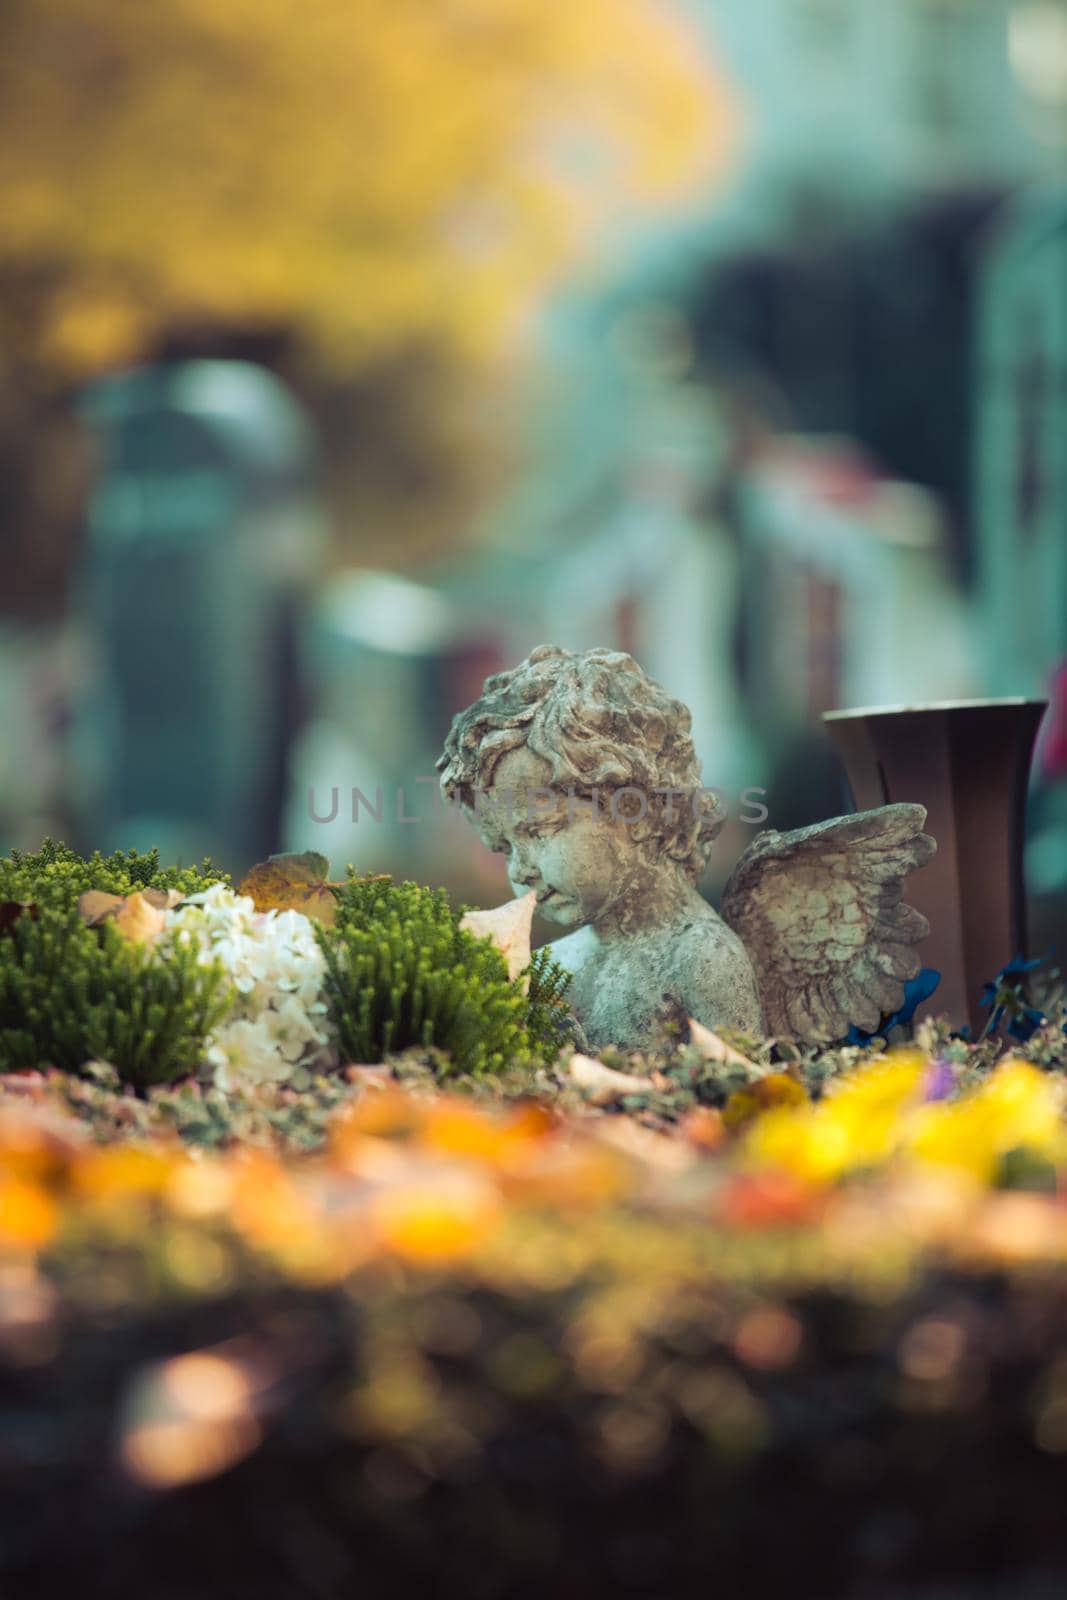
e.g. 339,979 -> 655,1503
438,645 -> 935,1050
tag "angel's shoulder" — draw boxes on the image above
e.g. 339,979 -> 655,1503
668,908 -> 758,1030
674,909 -> 756,982
544,923 -> 597,977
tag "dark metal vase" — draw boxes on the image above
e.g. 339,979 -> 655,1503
823,700 -> 1048,1037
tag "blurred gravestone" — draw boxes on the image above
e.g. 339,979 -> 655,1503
283,570 -> 503,896
73,360 -> 326,869
975,192 -> 1067,925
976,191 -> 1067,697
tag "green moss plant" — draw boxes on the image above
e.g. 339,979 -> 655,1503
318,874 -> 571,1076
0,840 -> 230,1088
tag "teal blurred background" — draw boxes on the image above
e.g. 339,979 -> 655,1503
1,0 -> 1065,942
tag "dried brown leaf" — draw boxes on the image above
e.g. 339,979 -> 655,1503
237,851 -> 341,927
114,890 -> 167,945
78,890 -> 127,926
568,1053 -> 652,1106
459,891 -> 536,989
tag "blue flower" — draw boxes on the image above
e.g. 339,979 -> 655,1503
846,967 -> 942,1046
999,953 -> 1044,979
979,951 -> 1051,1041
1007,1005 -> 1046,1042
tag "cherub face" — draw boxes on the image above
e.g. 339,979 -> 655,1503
467,746 -> 639,928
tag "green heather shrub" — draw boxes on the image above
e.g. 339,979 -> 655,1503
318,874 -> 572,1076
523,945 -> 573,1048
0,840 -> 231,1088
0,838 -> 228,909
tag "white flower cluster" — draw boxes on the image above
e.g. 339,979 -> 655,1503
163,884 -> 338,1090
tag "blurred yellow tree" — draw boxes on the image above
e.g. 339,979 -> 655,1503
0,0 -> 735,606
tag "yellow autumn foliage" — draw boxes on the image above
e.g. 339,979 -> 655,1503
0,0 -> 736,387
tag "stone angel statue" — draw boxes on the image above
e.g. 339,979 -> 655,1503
437,645 -> 936,1052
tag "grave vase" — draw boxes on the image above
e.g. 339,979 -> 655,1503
824,699 -> 1047,1037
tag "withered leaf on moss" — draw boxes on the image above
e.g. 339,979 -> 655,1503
78,887 -> 184,933
237,851 -> 344,927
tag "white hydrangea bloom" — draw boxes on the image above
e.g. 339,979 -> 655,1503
163,885 -> 338,1090
205,1018 -> 291,1092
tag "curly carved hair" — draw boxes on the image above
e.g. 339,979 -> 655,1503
436,644 -> 724,879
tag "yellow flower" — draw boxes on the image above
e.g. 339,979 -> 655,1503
723,1072 -> 808,1130
371,1171 -> 501,1263
744,1053 -> 1067,1193
907,1061 -> 1067,1183
72,1145 -> 177,1200
743,1051 -> 926,1185
0,1175 -> 57,1251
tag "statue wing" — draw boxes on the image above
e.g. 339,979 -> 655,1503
720,804 -> 936,1042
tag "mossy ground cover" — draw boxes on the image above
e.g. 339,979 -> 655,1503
4,843 -> 1067,1595
6,1047 -> 1067,1597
